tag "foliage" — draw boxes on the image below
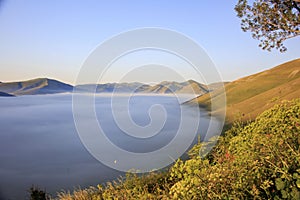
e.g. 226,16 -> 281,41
29,186 -> 50,200
57,187 -> 101,200
235,0 -> 300,52
57,172 -> 172,200
169,99 -> 300,199
56,99 -> 300,199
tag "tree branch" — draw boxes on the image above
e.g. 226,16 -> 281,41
255,11 -> 300,34
283,32 -> 300,40
235,0 -> 300,52
292,1 -> 300,12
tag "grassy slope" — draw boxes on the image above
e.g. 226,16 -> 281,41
187,58 -> 300,123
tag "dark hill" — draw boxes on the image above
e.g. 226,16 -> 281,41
0,78 -> 73,95
0,91 -> 14,97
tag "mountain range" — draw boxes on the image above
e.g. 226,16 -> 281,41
0,78 -> 210,96
1,58 -> 299,123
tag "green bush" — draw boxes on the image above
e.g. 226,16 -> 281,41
29,186 -> 50,200
57,172 -> 171,200
169,99 -> 300,199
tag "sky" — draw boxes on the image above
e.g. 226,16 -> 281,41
0,0 -> 299,84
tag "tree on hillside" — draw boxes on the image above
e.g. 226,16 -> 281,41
235,0 -> 300,52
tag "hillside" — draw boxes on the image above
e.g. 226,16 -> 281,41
185,58 -> 300,123
0,78 -> 73,95
144,80 -> 208,94
208,81 -> 230,91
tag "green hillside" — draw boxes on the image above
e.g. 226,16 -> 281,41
186,58 -> 300,123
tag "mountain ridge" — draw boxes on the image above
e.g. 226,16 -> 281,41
0,78 -> 211,96
0,78 -> 73,95
142,80 -> 209,94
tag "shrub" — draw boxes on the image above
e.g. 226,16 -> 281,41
169,99 -> 300,199
29,186 -> 50,200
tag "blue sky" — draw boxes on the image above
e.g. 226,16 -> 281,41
0,0 -> 299,84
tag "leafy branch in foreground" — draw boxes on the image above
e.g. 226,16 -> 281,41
235,0 -> 300,52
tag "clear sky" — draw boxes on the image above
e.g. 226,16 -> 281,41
0,0 -> 299,84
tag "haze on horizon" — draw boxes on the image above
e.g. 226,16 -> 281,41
0,0 -> 299,85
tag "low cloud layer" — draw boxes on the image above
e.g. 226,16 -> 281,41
0,94 -> 221,199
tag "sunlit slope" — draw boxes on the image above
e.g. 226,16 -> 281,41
186,58 -> 300,122
144,80 -> 208,94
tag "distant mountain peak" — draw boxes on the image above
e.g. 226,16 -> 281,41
141,80 -> 209,94
187,79 -> 197,83
0,78 -> 73,95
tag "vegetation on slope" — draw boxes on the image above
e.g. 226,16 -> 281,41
186,58 -> 300,123
55,99 -> 300,200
